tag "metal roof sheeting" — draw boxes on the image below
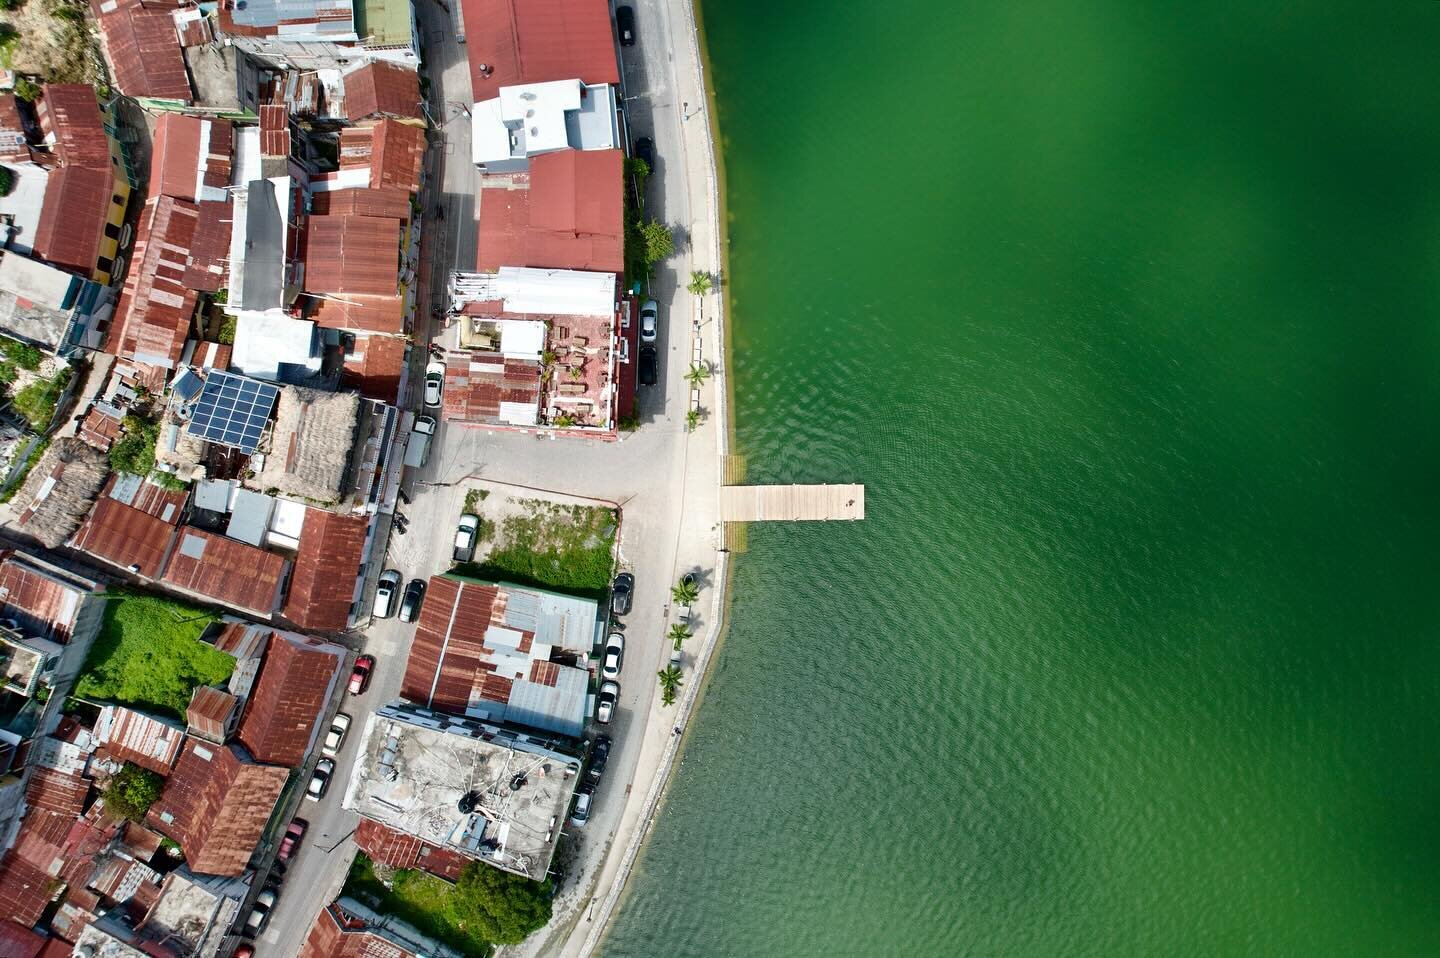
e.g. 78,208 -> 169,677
462,0 -> 618,101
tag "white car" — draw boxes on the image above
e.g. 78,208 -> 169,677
639,299 -> 658,343
597,680 -> 619,724
306,758 -> 335,802
602,633 -> 624,679
245,889 -> 277,934
453,514 -> 480,563
373,569 -> 402,618
570,787 -> 594,827
423,360 -> 446,407
323,713 -> 351,757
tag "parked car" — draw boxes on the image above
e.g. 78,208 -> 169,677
610,572 -> 634,616
570,786 -> 594,827
453,514 -> 480,563
616,5 -> 635,45
323,713 -> 351,756
588,734 -> 612,781
633,136 -> 655,171
602,633 -> 624,679
234,947 -> 255,958
640,299 -> 658,343
244,889 -> 277,934
597,680 -> 620,724
399,578 -> 426,623
404,415 -> 436,468
348,655 -> 375,695
306,758 -> 336,802
277,819 -> 307,863
423,361 -> 446,407
639,345 -> 658,386
374,569 -> 402,618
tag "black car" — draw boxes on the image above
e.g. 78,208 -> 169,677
589,734 -> 612,781
639,345 -> 658,386
633,136 -> 655,171
616,5 -> 636,46
399,579 -> 426,623
610,572 -> 634,616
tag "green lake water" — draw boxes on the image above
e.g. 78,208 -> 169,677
604,3 -> 1440,955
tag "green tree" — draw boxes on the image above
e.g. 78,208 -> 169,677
667,622 -> 692,651
216,316 -> 237,344
684,362 -> 710,387
453,861 -> 552,945
671,577 -> 699,606
624,157 -> 650,181
686,270 -> 712,296
685,408 -> 701,432
104,763 -> 164,821
641,220 -> 674,265
11,77 -> 38,102
109,416 -> 159,477
0,166 -> 12,197
657,665 -> 684,706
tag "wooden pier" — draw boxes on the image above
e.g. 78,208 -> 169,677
720,484 -> 865,522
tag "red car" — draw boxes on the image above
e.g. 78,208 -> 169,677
277,819 -> 307,862
348,655 -> 375,695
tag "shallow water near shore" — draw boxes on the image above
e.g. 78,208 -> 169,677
604,2 -> 1440,955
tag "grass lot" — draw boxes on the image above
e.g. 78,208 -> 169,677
344,854 -> 493,956
461,498 -> 616,598
74,592 -> 229,720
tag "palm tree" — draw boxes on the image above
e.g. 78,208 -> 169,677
686,271 -> 713,296
671,577 -> 699,606
685,408 -> 701,432
667,623 -> 692,651
657,666 -> 684,706
684,362 -> 710,387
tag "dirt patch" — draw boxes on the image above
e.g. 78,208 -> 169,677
1,0 -> 105,84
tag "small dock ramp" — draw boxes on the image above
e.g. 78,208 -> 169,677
720,484 -> 865,522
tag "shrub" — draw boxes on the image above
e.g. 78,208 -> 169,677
12,76 -> 39,102
0,337 -> 45,370
103,763 -> 164,821
0,166 -> 12,196
10,368 -> 72,430
216,315 -> 236,344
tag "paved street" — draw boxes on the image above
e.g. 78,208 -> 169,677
258,0 -> 726,951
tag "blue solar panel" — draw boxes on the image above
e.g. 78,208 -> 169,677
172,370 -> 203,402
186,371 -> 278,453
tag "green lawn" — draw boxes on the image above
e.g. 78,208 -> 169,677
462,500 -> 616,598
74,592 -> 230,720
344,854 -> 493,956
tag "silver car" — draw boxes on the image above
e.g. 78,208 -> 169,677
640,299 -> 658,343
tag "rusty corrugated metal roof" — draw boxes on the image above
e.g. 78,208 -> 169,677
95,0 -> 193,102
310,186 -> 413,220
36,84 -> 110,170
186,685 -> 237,742
236,631 -> 343,765
301,214 -> 402,296
282,510 -> 370,631
32,165 -> 110,277
70,496 -> 180,578
106,195 -> 200,369
476,150 -> 624,273
342,61 -> 423,121
162,527 -> 289,616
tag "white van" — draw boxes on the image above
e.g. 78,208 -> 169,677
404,415 -> 436,468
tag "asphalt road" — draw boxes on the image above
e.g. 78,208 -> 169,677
256,0 -> 711,950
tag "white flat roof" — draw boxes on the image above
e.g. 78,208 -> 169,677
499,79 -> 580,155
0,164 -> 51,257
0,251 -> 77,310
452,267 -> 615,318
231,311 -> 319,381
471,97 -> 515,165
497,319 -> 545,361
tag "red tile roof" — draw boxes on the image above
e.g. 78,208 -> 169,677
341,120 -> 426,193
343,61 -> 423,121
70,496 -> 179,578
95,705 -> 185,775
0,921 -> 46,958
283,510 -> 370,631
149,114 -> 232,202
146,740 -> 287,876
354,818 -> 469,882
441,352 -> 541,423
0,852 -> 52,927
94,0 -> 193,103
0,551 -> 94,644
260,104 -> 290,157
341,332 -> 408,402
186,686 -> 237,743
461,0 -> 619,100
302,214 -> 401,296
37,84 -> 111,170
105,195 -> 200,369
161,527 -> 289,616
33,165 -> 110,277
310,186 -> 413,221
477,150 -> 623,273
235,631 -> 342,765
